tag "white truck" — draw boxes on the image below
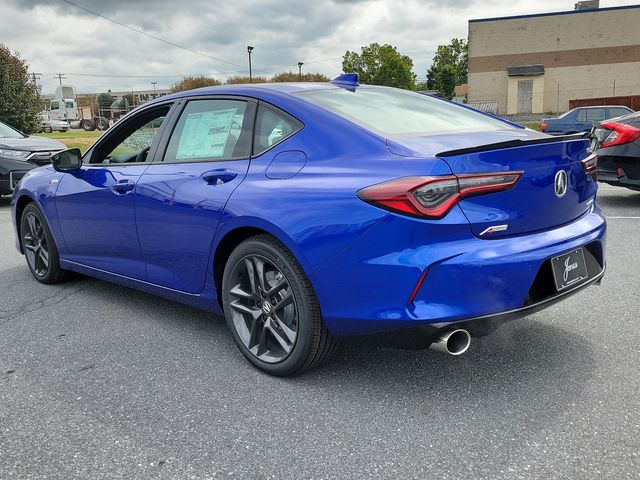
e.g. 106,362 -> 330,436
46,85 -> 109,131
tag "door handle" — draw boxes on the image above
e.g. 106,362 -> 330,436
202,169 -> 238,185
111,180 -> 135,194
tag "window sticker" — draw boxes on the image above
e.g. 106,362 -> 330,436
176,108 -> 237,159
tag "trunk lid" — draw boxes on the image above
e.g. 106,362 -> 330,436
388,130 -> 597,238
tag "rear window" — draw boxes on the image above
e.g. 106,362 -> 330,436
296,86 -> 512,136
609,107 -> 632,118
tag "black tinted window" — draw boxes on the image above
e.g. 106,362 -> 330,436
253,105 -> 300,155
164,100 -> 250,163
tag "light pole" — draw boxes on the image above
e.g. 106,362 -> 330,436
151,81 -> 157,98
297,62 -> 304,81
247,46 -> 254,83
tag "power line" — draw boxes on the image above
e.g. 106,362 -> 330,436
53,72 -> 66,85
57,0 -> 246,70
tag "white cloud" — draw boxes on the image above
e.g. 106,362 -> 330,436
1,0 -> 636,94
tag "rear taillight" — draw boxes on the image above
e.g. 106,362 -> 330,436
600,121 -> 640,148
357,172 -> 522,219
582,153 -> 598,176
540,122 -> 548,131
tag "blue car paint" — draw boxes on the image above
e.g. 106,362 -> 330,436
11,82 -> 606,338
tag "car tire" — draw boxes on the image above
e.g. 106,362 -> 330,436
43,125 -> 53,133
222,235 -> 336,376
81,119 -> 95,131
20,203 -> 69,284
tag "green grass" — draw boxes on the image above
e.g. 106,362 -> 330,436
522,122 -> 541,131
33,131 -> 103,153
35,131 -> 103,139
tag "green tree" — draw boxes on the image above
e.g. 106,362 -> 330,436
433,64 -> 457,100
97,93 -> 115,110
0,44 -> 42,134
426,38 -> 468,98
270,71 -> 331,82
170,75 -> 221,92
342,43 -> 416,89
225,75 -> 268,84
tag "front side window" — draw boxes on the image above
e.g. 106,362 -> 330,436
297,86 -> 512,136
91,106 -> 170,164
163,99 -> 249,163
254,105 -> 300,155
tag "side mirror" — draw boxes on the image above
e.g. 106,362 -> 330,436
52,148 -> 82,172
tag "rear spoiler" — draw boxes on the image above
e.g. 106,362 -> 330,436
437,133 -> 590,158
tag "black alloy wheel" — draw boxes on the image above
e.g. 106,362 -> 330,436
222,235 -> 336,376
227,253 -> 298,363
20,203 -> 68,284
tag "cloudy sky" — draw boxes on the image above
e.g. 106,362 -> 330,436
2,0 -> 637,95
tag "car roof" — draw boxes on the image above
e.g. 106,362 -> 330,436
151,82 -> 343,105
577,105 -> 632,109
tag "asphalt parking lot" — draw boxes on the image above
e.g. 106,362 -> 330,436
1,186 -> 639,480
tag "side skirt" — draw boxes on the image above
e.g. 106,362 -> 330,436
60,259 -> 223,315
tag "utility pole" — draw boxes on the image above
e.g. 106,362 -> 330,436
297,62 -> 304,81
53,73 -> 66,85
30,72 -> 41,85
151,81 -> 157,98
247,46 -> 254,83
556,83 -> 560,115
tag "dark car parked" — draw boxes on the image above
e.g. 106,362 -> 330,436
592,111 -> 640,191
540,106 -> 633,135
0,120 -> 66,196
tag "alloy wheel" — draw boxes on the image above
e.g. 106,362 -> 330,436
22,212 -> 50,277
227,254 -> 298,363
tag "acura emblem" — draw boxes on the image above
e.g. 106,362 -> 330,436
554,170 -> 568,198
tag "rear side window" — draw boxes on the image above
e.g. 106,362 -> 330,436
297,86 -> 511,136
164,99 -> 250,163
609,107 -> 631,118
253,105 -> 301,155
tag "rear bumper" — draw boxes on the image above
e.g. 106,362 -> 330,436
315,207 -> 606,336
364,264 -> 605,349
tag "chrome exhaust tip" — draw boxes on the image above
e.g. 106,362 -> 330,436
429,329 -> 471,356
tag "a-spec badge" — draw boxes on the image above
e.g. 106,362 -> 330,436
479,224 -> 509,236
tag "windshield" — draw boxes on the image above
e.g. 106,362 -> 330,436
297,86 -> 513,136
0,120 -> 25,139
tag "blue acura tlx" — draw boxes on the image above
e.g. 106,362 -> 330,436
11,74 -> 606,376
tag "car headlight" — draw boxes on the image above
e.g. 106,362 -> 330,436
0,149 -> 31,160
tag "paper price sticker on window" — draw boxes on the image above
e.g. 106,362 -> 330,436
176,108 -> 238,160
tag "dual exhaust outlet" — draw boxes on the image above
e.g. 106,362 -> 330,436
429,328 -> 472,356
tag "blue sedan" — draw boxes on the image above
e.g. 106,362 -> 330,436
540,105 -> 633,135
11,75 -> 606,376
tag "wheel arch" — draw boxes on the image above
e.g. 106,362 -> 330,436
14,193 -> 37,254
212,219 -> 318,310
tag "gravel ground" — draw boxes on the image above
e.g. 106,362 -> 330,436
1,185 -> 639,480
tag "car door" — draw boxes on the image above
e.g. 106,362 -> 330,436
135,97 -> 256,293
54,103 -> 176,279
574,109 -> 591,133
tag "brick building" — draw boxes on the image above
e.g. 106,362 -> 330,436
467,3 -> 640,114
